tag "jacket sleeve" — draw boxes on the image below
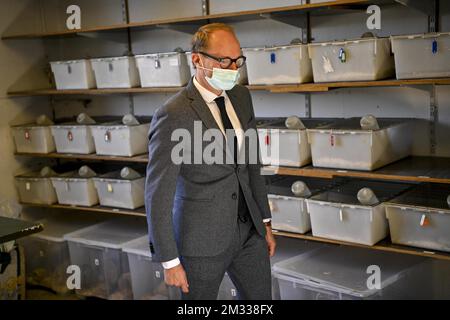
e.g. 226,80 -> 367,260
244,88 -> 272,221
145,106 -> 182,263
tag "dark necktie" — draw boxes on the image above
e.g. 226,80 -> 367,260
214,96 -> 249,223
214,96 -> 238,164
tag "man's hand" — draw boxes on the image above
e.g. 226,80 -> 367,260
164,264 -> 189,293
265,225 -> 276,257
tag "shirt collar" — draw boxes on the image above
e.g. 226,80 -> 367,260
193,76 -> 227,104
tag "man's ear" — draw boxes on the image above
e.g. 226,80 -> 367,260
191,53 -> 200,69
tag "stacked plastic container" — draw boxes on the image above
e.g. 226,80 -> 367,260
15,168 -> 58,205
306,179 -> 412,246
135,51 -> 191,87
258,117 -> 331,167
308,37 -> 394,82
64,217 -> 147,299
21,214 -> 106,294
272,246 -> 427,300
243,44 -> 313,85
90,56 -> 140,88
268,176 -> 335,234
12,120 -> 55,154
121,236 -> 180,300
307,116 -> 413,171
391,32 -> 450,79
50,59 -> 96,90
385,183 -> 450,253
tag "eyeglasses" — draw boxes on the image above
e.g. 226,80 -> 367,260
198,51 -> 247,69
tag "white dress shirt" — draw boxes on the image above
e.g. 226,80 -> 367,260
161,77 -> 270,269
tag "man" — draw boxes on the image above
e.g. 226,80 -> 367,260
145,23 -> 276,300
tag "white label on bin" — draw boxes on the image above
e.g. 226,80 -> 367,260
26,182 -> 31,191
169,58 -> 179,66
94,258 -> 100,266
39,250 -> 44,257
107,183 -> 113,193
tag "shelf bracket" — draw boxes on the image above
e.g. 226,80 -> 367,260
202,0 -> 209,16
429,85 -> 438,155
128,94 -> 135,115
304,93 -> 311,118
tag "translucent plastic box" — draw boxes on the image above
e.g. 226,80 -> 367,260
258,118 -> 331,167
91,56 -> 140,89
12,123 -> 55,154
51,171 -> 98,207
122,236 -> 180,300
93,170 -> 145,209
50,59 -> 96,90
135,52 -> 191,87
307,118 -> 412,171
91,119 -> 150,157
273,246 -> 427,300
306,180 -> 412,245
21,214 -> 105,294
268,176 -> 335,234
391,32 -> 450,79
64,218 -> 148,300
51,122 -> 96,154
15,170 -> 58,205
243,44 -> 313,85
308,37 -> 394,82
385,183 -> 450,253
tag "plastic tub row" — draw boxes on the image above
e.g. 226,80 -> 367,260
50,52 -> 248,90
12,114 -> 151,156
15,165 -> 146,209
244,32 -> 450,85
258,116 -> 413,171
268,177 -> 450,253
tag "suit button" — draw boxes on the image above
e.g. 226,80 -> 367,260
232,193 -> 237,200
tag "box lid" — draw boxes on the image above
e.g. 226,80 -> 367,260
268,176 -> 334,198
308,118 -> 409,133
258,118 -> 332,130
242,43 -> 307,52
121,235 -> 152,258
32,214 -> 106,242
64,217 -> 147,249
390,32 -> 450,40
135,51 -> 184,59
308,36 -> 389,47
272,246 -> 425,298
90,55 -> 133,62
308,180 -> 412,207
386,183 -> 450,213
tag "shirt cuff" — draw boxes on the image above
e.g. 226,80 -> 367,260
263,218 -> 272,223
162,258 -> 181,269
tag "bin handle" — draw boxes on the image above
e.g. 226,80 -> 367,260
338,48 -> 346,63
24,129 -> 31,141
420,214 -> 429,227
67,131 -> 73,142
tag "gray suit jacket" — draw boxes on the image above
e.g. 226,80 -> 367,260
145,78 -> 271,262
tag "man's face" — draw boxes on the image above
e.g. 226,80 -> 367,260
193,30 -> 242,79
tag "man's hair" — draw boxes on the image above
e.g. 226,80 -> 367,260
191,23 -> 236,53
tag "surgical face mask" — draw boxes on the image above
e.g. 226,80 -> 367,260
197,59 -> 240,91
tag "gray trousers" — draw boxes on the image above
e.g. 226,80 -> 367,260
180,213 -> 272,300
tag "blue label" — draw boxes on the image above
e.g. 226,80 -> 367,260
270,52 -> 276,64
432,40 -> 438,54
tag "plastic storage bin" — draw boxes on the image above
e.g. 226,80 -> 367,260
12,123 -> 56,154
306,180 -> 412,245
122,236 -> 180,300
51,170 -> 99,207
243,44 -> 313,85
135,52 -> 191,87
50,59 -> 96,90
268,176 -> 335,234
64,218 -> 148,300
272,246 -> 427,300
90,56 -> 140,89
258,118 -> 331,167
51,121 -> 96,154
91,119 -> 150,157
15,170 -> 58,205
21,214 -> 104,294
385,183 -> 450,253
93,169 -> 145,209
307,117 -> 412,171
308,37 -> 394,82
391,32 -> 450,79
